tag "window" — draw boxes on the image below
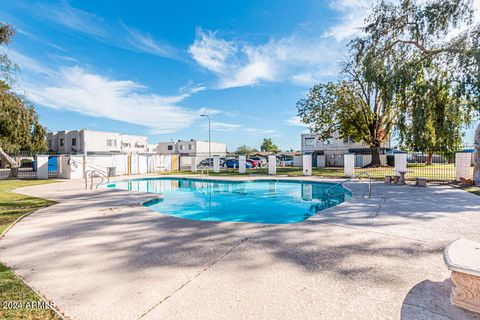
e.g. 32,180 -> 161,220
343,136 -> 354,144
60,138 -> 64,146
122,142 -> 131,148
72,138 -> 77,146
179,145 -> 185,150
304,137 -> 315,147
188,144 -> 193,150
107,139 -> 117,147
48,140 -> 52,149
167,145 -> 173,151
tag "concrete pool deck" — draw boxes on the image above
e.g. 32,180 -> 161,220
1,175 -> 480,319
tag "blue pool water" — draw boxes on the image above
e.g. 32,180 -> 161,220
106,178 -> 350,224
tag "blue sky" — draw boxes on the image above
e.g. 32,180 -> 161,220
0,0 -> 478,151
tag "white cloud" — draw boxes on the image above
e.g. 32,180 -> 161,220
5,49 -> 57,77
285,116 -> 308,127
210,122 -> 243,131
292,73 -> 319,86
206,121 -> 277,136
188,28 -> 237,73
124,27 -> 178,59
197,107 -> 222,116
324,0 -> 372,41
26,1 -> 179,59
189,29 -> 341,89
38,1 -> 107,38
22,65 -> 216,134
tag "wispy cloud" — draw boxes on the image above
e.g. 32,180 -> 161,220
189,28 -> 341,89
39,1 -> 107,38
19,1 -> 180,59
324,0 -> 372,41
123,26 -> 178,59
285,116 -> 308,127
5,49 -> 57,77
12,53 -> 219,134
208,121 -> 278,137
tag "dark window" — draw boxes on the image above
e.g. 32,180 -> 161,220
60,138 -> 64,146
72,138 -> 77,146
167,145 -> 173,150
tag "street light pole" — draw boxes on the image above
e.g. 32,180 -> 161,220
200,114 -> 211,174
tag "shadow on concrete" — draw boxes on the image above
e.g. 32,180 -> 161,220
401,279 -> 480,320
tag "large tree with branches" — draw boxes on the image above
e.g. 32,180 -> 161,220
298,0 -> 479,169
0,23 -> 47,176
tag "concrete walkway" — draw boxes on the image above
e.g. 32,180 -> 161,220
1,176 -> 480,320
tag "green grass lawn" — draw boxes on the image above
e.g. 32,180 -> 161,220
0,180 -> 59,320
159,163 -> 463,181
465,186 -> 480,196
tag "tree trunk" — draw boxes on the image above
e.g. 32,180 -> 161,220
474,123 -> 480,186
0,145 -> 19,178
426,152 -> 433,165
365,146 -> 382,168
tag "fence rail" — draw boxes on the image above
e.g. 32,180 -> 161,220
0,148 -> 474,182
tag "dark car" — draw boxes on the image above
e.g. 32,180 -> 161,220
199,158 -> 225,167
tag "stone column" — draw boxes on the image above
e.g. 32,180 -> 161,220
213,156 -> 220,173
303,154 -> 312,176
394,153 -> 407,173
268,155 -> 276,175
191,156 -> 197,173
36,155 -> 49,179
456,152 -> 472,182
57,155 -> 63,178
238,156 -> 246,174
344,154 -> 355,177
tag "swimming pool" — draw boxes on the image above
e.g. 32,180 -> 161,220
106,178 -> 350,224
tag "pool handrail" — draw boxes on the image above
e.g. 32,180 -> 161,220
85,169 -> 110,189
326,172 -> 372,198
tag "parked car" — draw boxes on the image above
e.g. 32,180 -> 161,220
250,157 -> 267,167
277,157 -> 294,166
199,158 -> 225,167
246,159 -> 260,168
224,159 -> 253,168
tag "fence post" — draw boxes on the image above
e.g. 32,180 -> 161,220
213,156 -> 220,173
57,155 -> 63,178
344,154 -> 355,177
268,155 -> 276,175
36,155 -> 49,179
456,152 -> 472,182
303,154 -> 312,176
239,155 -> 246,174
191,156 -> 197,173
316,155 -> 325,168
394,153 -> 407,173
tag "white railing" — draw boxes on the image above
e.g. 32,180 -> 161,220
85,169 -> 110,189
326,172 -> 372,198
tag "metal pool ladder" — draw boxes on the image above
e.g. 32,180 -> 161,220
326,172 -> 372,198
85,169 -> 110,189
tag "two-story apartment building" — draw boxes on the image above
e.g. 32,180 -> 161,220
301,133 -> 390,154
47,129 -> 149,154
157,139 -> 227,157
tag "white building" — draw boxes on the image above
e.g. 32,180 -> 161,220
157,139 -> 227,157
301,133 -> 390,154
47,129 -> 149,154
